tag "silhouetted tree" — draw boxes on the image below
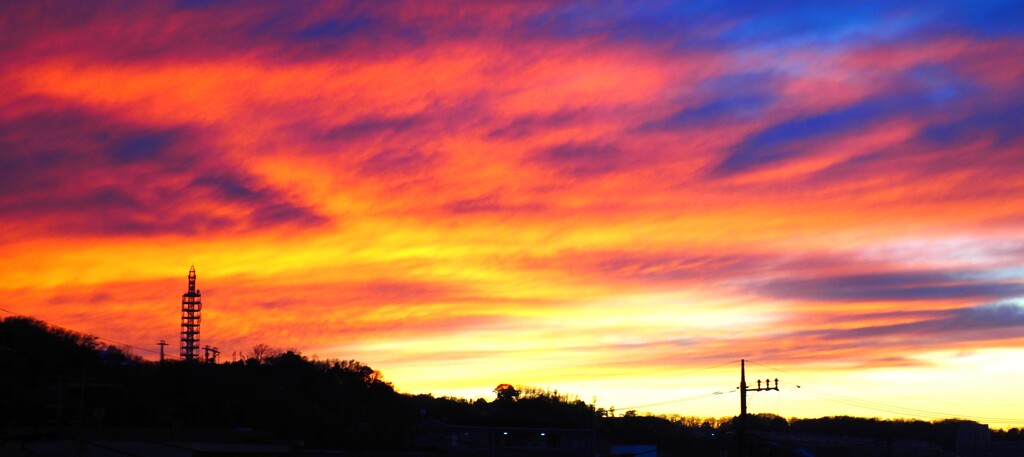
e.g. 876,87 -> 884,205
994,427 -> 1024,441
493,383 -> 520,402
249,343 -> 281,364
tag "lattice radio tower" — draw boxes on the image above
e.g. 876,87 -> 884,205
180,265 -> 202,361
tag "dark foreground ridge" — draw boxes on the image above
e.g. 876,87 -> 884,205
2,316 -> 1022,457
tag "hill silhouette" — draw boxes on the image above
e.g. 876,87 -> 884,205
2,316 -> 1021,456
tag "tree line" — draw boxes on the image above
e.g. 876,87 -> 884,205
2,315 -> 1021,454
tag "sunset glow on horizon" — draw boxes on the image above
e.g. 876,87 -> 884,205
2,1 -> 1024,426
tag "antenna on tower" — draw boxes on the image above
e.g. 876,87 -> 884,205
180,266 -> 202,361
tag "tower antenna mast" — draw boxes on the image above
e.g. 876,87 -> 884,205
180,266 -> 202,361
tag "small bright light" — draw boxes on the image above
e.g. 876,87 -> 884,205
540,432 -> 546,436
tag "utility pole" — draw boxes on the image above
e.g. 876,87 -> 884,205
203,345 -> 219,364
157,340 -> 168,363
738,359 -> 779,457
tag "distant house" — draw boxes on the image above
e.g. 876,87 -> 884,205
956,422 -> 992,457
410,419 -> 595,456
955,422 -> 1024,457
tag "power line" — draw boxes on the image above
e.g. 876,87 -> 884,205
788,383 -> 1024,424
744,360 -> 803,378
747,359 -> 1024,425
618,389 -> 736,411
599,360 -> 741,411
673,359 -> 742,377
595,359 -> 741,390
0,306 -> 179,361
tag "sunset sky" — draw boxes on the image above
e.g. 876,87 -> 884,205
2,1 -> 1023,426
